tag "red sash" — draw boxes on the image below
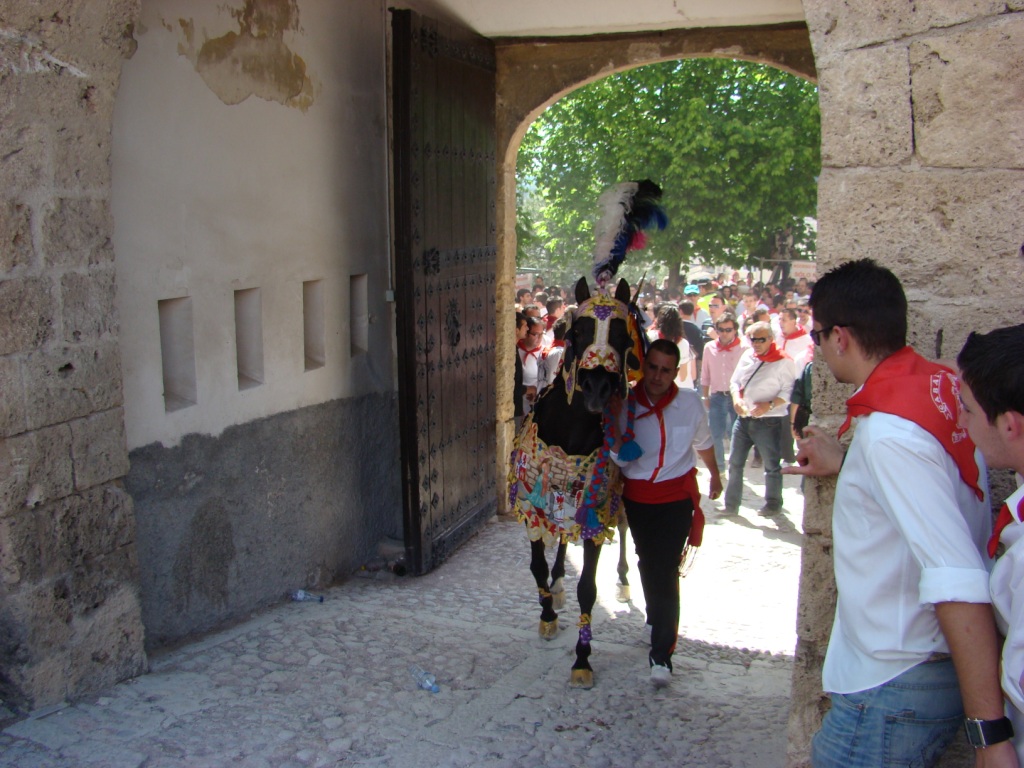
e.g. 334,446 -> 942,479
624,467 -> 705,547
838,347 -> 982,500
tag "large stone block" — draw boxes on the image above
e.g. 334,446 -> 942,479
803,0 -> 1005,56
818,45 -> 911,167
65,584 -> 147,700
54,120 -> 114,191
0,355 -> 28,437
0,508 -> 43,586
0,199 -> 34,275
785,637 -> 830,768
23,342 -> 123,430
795,535 -> 837,645
0,277 -> 56,355
0,119 -> 49,196
0,424 -> 74,518
39,484 -> 135,580
61,268 -> 118,343
42,198 -> 113,269
69,408 -> 129,491
911,17 -> 1024,169
816,168 -> 1024,298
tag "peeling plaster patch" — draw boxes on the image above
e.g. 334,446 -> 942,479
627,43 -> 662,63
175,0 -> 318,112
0,28 -> 89,77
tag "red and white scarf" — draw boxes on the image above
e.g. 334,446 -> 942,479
838,346 -> 982,500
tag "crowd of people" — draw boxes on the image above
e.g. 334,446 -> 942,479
512,263 -> 1024,765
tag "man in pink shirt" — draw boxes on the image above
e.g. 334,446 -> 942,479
700,312 -> 746,472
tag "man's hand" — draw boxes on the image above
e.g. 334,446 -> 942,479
750,401 -> 773,417
781,425 -> 844,477
707,472 -> 723,500
974,740 -> 1018,768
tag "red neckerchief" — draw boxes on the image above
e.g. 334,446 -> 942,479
838,347 -> 982,500
545,315 -> 557,331
754,343 -> 787,363
988,496 -> 1024,558
783,327 -> 809,342
549,339 -> 565,348
634,381 -> 678,420
517,341 -> 541,362
716,336 -> 741,352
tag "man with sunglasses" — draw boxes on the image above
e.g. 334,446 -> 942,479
784,259 -> 1013,767
724,321 -> 797,516
700,312 -> 745,472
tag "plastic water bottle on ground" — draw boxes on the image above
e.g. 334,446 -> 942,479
410,665 -> 439,693
291,589 -> 324,603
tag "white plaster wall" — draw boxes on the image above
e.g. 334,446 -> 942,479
112,0 -> 393,449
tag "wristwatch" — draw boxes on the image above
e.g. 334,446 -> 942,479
964,716 -> 1014,748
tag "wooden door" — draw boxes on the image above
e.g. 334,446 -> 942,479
392,10 -> 497,575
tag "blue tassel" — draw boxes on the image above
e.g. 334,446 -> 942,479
618,439 -> 643,462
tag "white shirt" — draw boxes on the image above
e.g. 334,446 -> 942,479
989,483 -> 1024,763
780,331 -> 814,368
728,350 -> 796,418
823,413 -> 992,694
611,386 -> 712,482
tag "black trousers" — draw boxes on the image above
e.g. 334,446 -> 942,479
624,497 -> 694,669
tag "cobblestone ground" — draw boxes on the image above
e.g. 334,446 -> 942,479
0,460 -> 804,768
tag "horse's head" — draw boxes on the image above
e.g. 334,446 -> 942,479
561,277 -> 643,414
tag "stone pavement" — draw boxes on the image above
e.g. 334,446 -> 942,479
0,462 -> 805,768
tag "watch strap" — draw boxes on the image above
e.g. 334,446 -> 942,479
964,716 -> 1014,748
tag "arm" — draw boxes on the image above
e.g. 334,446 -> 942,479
696,446 -> 723,499
936,602 -> 1019,767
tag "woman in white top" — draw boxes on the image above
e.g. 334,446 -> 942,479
650,304 -> 696,389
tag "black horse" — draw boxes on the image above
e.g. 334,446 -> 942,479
509,276 -> 641,688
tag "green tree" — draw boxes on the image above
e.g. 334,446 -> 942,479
516,58 -> 820,283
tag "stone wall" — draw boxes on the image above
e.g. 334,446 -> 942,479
0,0 -> 147,710
788,3 -> 1024,766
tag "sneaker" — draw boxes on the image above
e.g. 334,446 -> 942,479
758,505 -> 781,517
650,663 -> 671,689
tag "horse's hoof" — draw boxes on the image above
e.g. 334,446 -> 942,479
539,619 -> 559,640
569,668 -> 594,689
551,577 -> 566,609
615,583 -> 630,602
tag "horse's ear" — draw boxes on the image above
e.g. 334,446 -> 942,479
614,278 -> 631,305
575,277 -> 591,305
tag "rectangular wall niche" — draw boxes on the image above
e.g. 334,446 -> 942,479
350,274 -> 368,357
158,297 -> 197,412
234,288 -> 264,390
303,279 -> 325,371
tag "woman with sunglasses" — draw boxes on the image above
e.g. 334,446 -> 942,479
723,321 -> 798,516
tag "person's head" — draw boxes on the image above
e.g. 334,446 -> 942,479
796,277 -> 809,293
684,284 -> 700,299
809,258 -> 907,361
515,311 -> 528,341
523,316 -> 544,346
957,325 -> 1024,472
532,276 -> 545,290
678,300 -> 695,319
643,339 -> 680,400
546,296 -> 564,318
796,298 -> 812,325
772,294 -> 786,309
780,308 -> 799,335
533,291 -> 549,307
551,314 -> 570,342
714,313 -> 738,343
516,288 -> 532,305
742,292 -> 758,312
721,285 -> 733,300
707,294 -> 726,319
750,308 -> 770,326
745,321 -> 774,355
655,303 -> 684,342
523,303 -> 542,319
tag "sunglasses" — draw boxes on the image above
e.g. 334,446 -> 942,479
748,336 -> 769,344
809,326 -> 835,346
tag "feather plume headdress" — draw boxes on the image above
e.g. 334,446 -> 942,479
591,179 -> 667,289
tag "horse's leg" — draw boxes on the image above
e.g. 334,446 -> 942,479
529,538 -> 558,639
616,510 -> 630,602
569,538 -> 602,689
550,539 -> 567,610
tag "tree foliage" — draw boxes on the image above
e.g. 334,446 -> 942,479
516,58 -> 821,283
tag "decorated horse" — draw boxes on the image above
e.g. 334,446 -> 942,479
508,180 -> 666,688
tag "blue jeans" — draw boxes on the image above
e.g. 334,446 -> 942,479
811,659 -> 963,768
724,416 -> 783,511
707,392 -> 737,471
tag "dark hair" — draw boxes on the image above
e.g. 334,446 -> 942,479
655,304 -> 684,342
678,300 -> 695,316
524,316 -> 544,333
546,296 -> 563,314
648,337 -> 681,367
957,324 -> 1024,423
782,308 -> 799,322
552,314 -> 570,342
516,288 -> 532,300
515,311 -> 526,330
809,258 -> 906,359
